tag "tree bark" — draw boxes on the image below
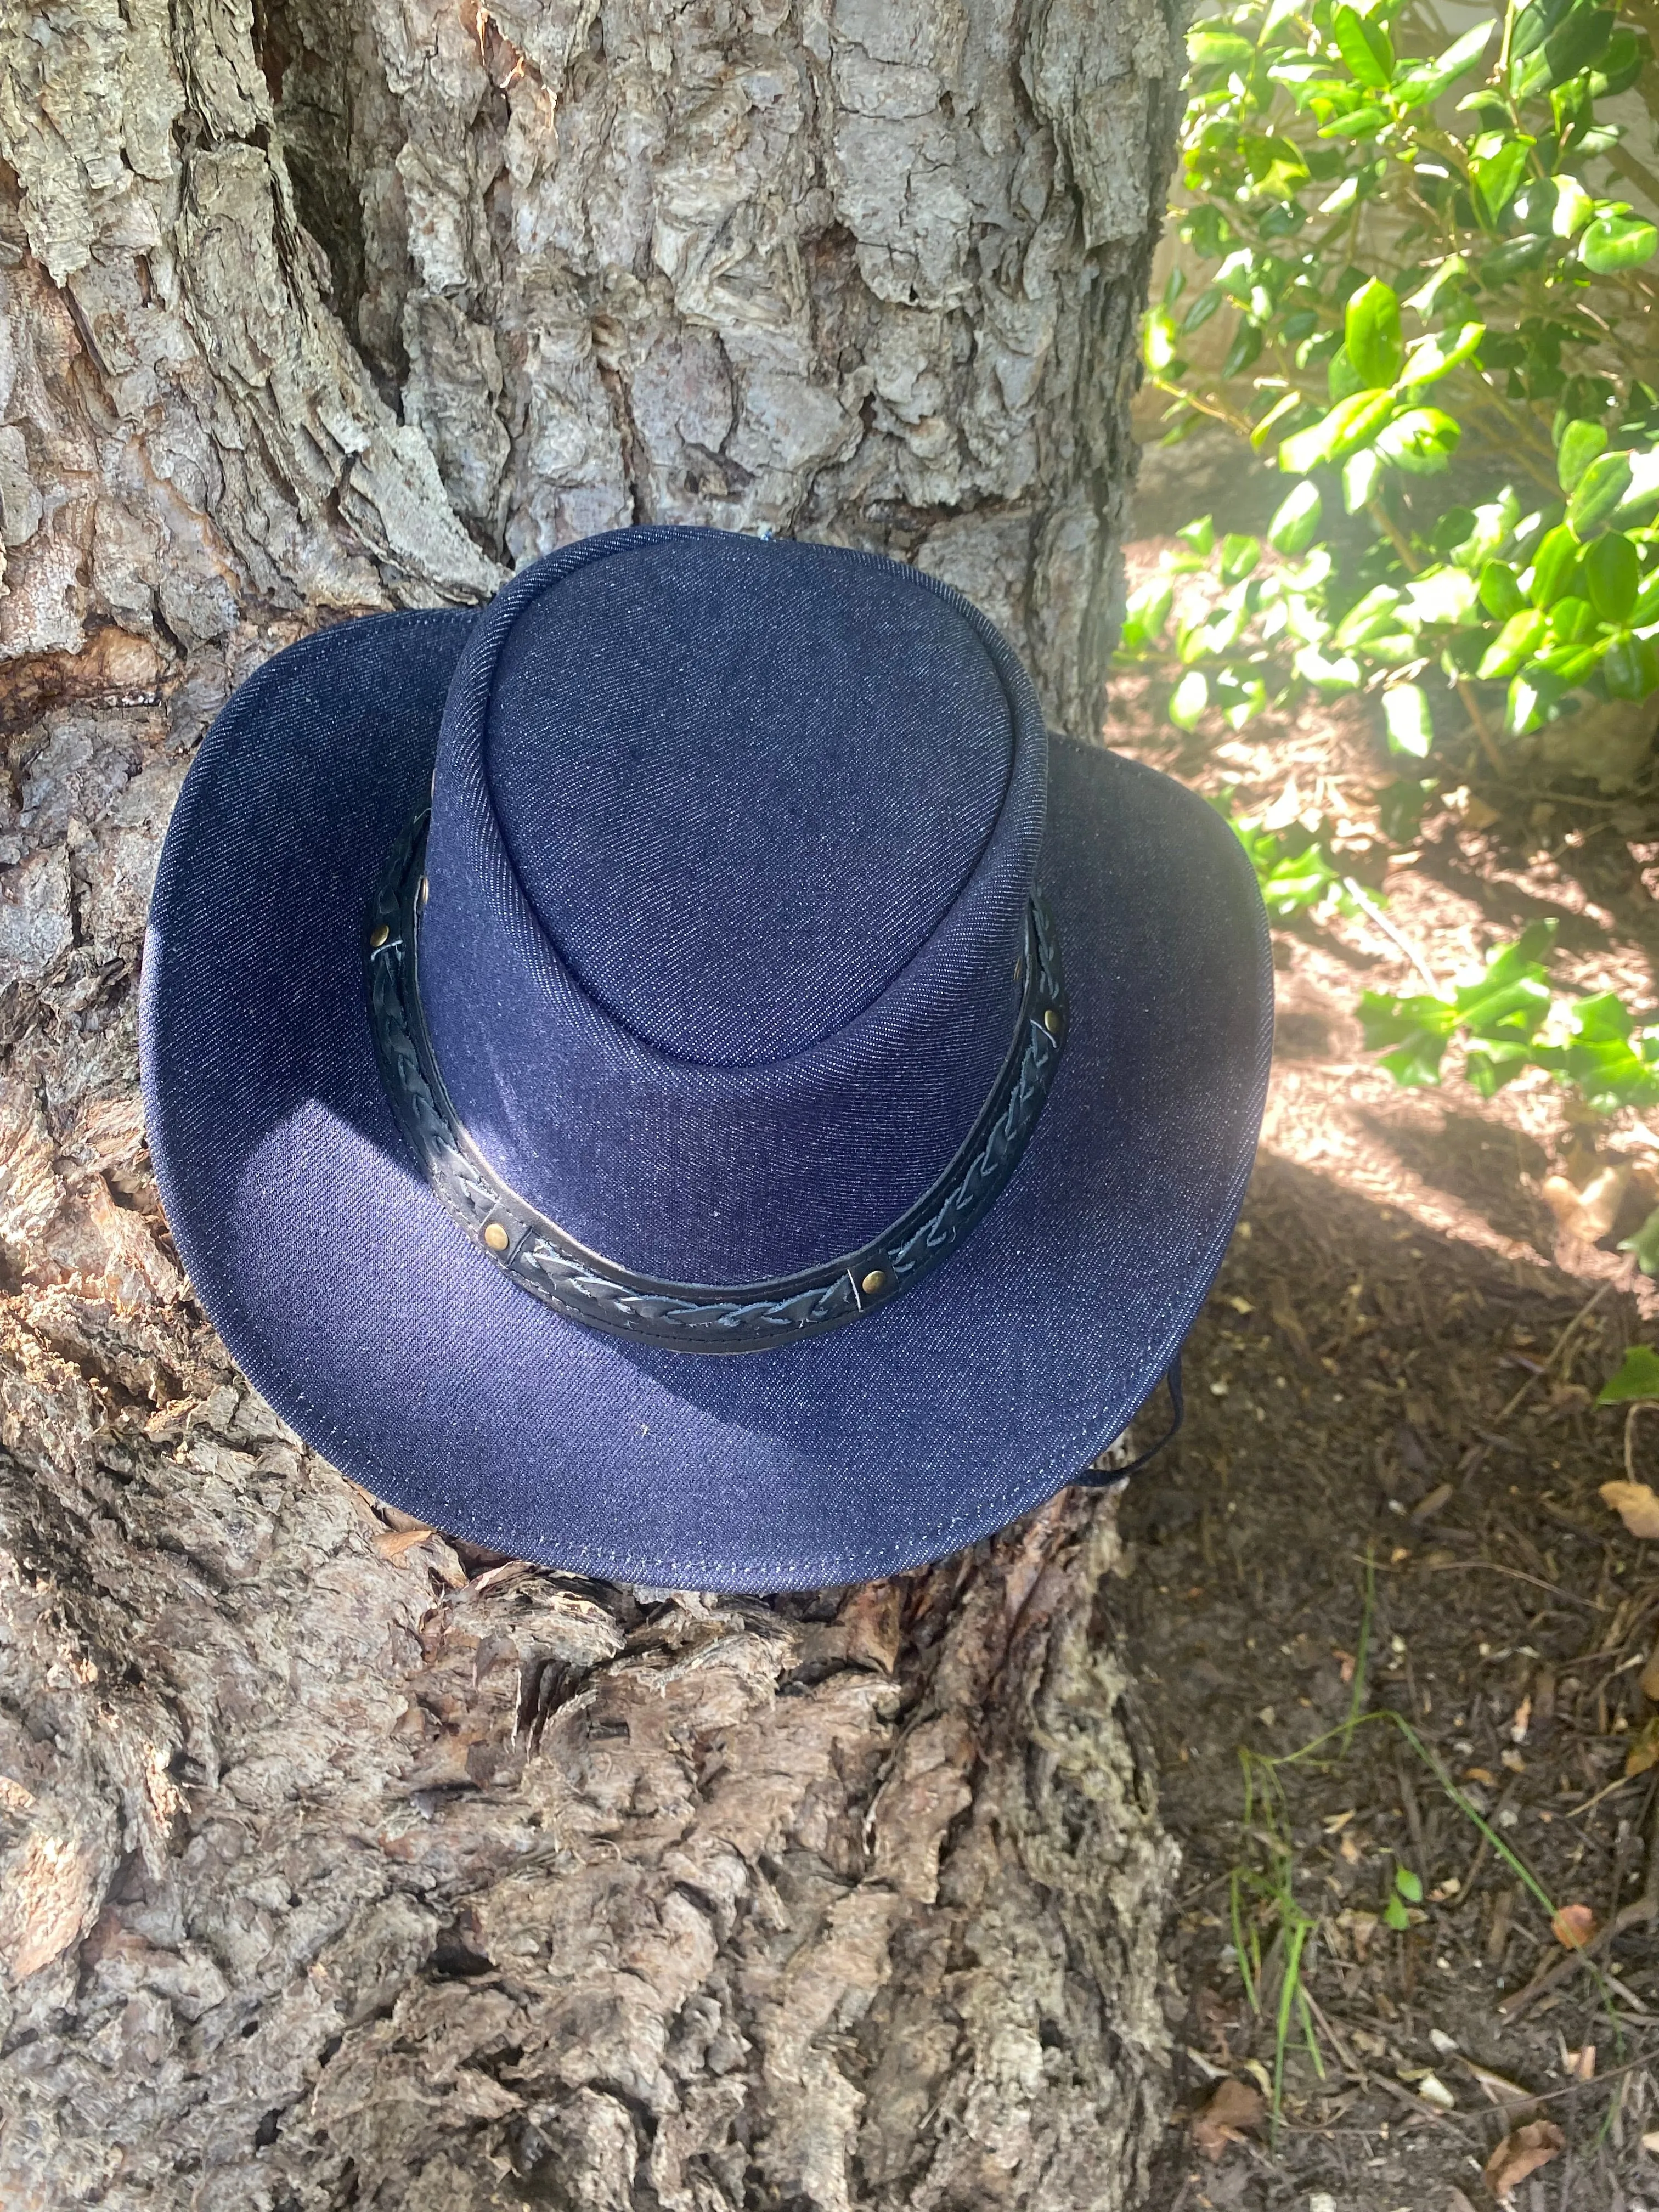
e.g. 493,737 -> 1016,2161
0,0 -> 1186,2203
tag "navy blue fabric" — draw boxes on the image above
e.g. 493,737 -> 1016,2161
140,534 -> 1273,1593
416,529 -> 1043,1282
488,533 -> 1014,1063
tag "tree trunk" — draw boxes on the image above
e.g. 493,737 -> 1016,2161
0,0 -> 1186,2202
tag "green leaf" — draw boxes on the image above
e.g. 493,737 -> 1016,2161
1598,1344 -> 1659,1402
1603,632 -> 1659,699
1295,645 -> 1363,693
1119,575 -> 1175,653
1407,258 -> 1471,321
1278,388 -> 1396,474
1592,22 -> 1651,95
1144,307 -> 1182,376
1583,212 -> 1659,273
1455,921 -> 1557,1032
1332,3 -> 1395,87
1251,390 -> 1306,451
1469,140 -> 1531,225
1405,565 -> 1478,625
1170,669 -> 1209,729
1541,992 -> 1659,1106
1223,320 -> 1265,379
1479,608 -> 1548,678
1584,533 -> 1640,622
1400,321 -> 1484,390
1559,418 -> 1608,493
1569,450 -> 1635,538
1530,523 -> 1582,605
1382,682 -> 1433,757
1480,234 -> 1551,285
1432,507 -> 1477,557
1321,103 -> 1389,139
1178,516 -> 1215,556
1553,176 -> 1594,236
1332,583 -> 1404,647
1375,407 -> 1460,474
1183,287 -> 1224,334
1357,988 -> 1460,1085
1188,26 -> 1258,71
1549,593 -> 1595,642
1616,450 -> 1659,523
1394,1866 -> 1424,1904
1342,446 -> 1383,512
1268,479 -> 1323,555
1510,0 -> 1557,67
1384,1894 -> 1412,1932
1346,278 -> 1403,387
1620,1211 -> 1659,1280
1399,19 -> 1494,105
1219,532 -> 1261,584
1328,343 -> 1365,404
1479,561 -> 1526,619
1533,5 -> 1615,92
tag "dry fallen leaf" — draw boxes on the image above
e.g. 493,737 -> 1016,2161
1486,2120 -> 1565,2200
1641,1634 -> 1659,1704
1627,1716 -> 1659,1778
374,1525 -> 436,1560
1465,2059 -> 1538,2114
1642,2126 -> 1659,2154
1564,2042 -> 1595,2083
1601,1480 -> 1659,1540
1510,1694 -> 1532,1745
1551,1901 -> 1598,1950
1543,1165 -> 1629,1243
1192,2076 -> 1266,2160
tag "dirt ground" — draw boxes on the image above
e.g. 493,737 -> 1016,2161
1110,521 -> 1659,2209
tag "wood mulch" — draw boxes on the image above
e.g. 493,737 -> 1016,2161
1109,535 -> 1659,2211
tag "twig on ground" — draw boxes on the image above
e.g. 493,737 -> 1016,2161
1457,1781 -> 1520,1897
1367,2064 -> 1480,2142
1341,876 -> 1440,992
1417,1560 -> 1602,1610
1475,1282 -> 1617,1455
1500,1779 -> 1659,2018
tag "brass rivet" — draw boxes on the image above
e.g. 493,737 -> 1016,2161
420,874 -> 430,904
483,1222 -> 510,1252
861,1268 -> 886,1297
1043,1007 -> 1063,1036
369,922 -> 390,950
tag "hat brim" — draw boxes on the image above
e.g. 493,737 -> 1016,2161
141,609 -> 1271,1591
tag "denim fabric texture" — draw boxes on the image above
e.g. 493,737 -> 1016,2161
140,525 -> 1274,1592
419,529 -> 1042,1280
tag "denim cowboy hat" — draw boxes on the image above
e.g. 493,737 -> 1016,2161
140,526 -> 1271,1590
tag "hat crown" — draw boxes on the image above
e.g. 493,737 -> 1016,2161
417,527 -> 1047,1285
486,534 -> 1017,1067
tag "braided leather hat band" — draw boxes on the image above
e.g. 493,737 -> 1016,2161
367,814 -> 1068,1354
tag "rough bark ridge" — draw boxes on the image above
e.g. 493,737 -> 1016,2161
0,0 -> 1183,730
0,0 -> 1186,2202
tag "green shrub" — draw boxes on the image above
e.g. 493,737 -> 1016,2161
1126,0 -> 1659,775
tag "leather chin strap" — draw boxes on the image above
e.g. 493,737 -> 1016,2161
1075,1357 -> 1186,1490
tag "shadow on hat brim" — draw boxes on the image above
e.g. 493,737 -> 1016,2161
140,608 -> 1271,1592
